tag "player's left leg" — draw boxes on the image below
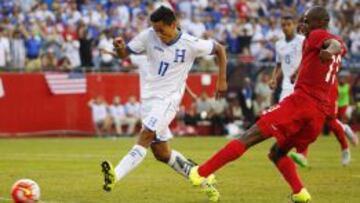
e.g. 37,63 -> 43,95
151,141 -> 193,177
150,141 -> 220,202
268,143 -> 311,202
328,118 -> 351,165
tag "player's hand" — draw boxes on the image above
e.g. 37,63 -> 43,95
269,79 -> 277,90
319,50 -> 333,63
113,37 -> 126,50
215,79 -> 227,99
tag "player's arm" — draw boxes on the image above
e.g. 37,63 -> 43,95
290,68 -> 299,84
213,42 -> 228,99
270,63 -> 282,89
113,29 -> 148,59
113,37 -> 130,59
319,39 -> 342,63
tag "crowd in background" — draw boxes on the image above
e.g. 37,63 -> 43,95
88,95 -> 141,137
0,0 -> 359,73
1,0 -> 360,135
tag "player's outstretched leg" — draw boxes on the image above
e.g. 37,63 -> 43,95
328,119 -> 351,165
268,144 -> 311,203
101,128 -> 154,191
151,142 -> 220,202
189,125 -> 267,186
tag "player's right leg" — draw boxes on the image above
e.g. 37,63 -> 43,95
101,127 -> 155,192
189,125 -> 267,186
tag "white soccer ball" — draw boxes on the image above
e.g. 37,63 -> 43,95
11,179 -> 40,203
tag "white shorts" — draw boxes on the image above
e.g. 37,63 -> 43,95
280,88 -> 294,102
141,97 -> 179,142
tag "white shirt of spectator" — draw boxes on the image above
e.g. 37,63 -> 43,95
110,104 -> 126,119
90,103 -> 108,123
0,37 -> 11,67
127,28 -> 214,100
275,34 -> 305,91
125,102 -> 141,118
98,36 -> 114,63
63,39 -> 81,68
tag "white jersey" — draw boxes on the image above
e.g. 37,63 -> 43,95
127,28 -> 214,101
275,34 -> 304,92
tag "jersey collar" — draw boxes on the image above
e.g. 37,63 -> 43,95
165,31 -> 182,46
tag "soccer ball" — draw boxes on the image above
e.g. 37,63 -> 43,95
11,179 -> 40,203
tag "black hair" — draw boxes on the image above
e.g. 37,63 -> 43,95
281,14 -> 294,21
150,6 -> 176,25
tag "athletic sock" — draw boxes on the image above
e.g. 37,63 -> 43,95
114,144 -> 147,181
198,139 -> 246,177
167,150 -> 194,178
275,156 -> 304,194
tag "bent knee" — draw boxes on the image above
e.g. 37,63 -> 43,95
152,150 -> 170,163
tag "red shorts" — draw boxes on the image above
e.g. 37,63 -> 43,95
337,106 -> 348,120
256,91 -> 326,152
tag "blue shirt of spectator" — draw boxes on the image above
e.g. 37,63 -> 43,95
25,36 -> 42,59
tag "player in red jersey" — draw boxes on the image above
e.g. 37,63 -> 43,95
187,6 -> 344,203
289,17 -> 358,168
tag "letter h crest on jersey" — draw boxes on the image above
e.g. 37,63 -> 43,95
174,49 -> 186,63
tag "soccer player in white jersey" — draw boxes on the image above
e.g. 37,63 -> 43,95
101,6 -> 227,202
269,15 -> 305,101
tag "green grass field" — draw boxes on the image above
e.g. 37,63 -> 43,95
0,136 -> 359,203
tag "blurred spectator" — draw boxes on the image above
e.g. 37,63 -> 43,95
98,30 -> 115,71
196,92 -> 212,120
349,24 -> 360,58
10,29 -> 26,70
124,95 -> 141,135
238,77 -> 255,127
77,22 -> 94,70
0,28 -> 11,70
24,29 -> 42,72
109,96 -> 128,136
40,50 -> 57,71
62,34 -> 80,70
255,73 -> 272,112
209,97 -> 228,134
88,96 -> 111,137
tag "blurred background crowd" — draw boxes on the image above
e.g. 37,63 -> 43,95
1,0 -> 360,136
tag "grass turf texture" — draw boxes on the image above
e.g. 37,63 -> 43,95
0,136 -> 359,203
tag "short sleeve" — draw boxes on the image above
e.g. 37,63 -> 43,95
126,29 -> 149,55
307,29 -> 333,49
193,38 -> 215,57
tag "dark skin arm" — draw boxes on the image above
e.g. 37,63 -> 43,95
269,63 -> 282,89
213,42 -> 228,99
319,38 -> 342,63
113,37 -> 130,59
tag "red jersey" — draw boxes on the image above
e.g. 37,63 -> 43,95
295,29 -> 346,115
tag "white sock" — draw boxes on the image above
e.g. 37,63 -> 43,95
114,144 -> 147,181
167,150 -> 194,178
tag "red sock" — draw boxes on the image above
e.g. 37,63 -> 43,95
329,119 -> 348,150
275,156 -> 304,194
198,139 -> 246,177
